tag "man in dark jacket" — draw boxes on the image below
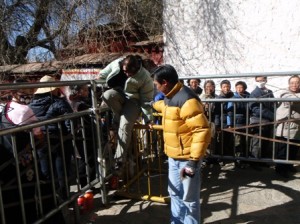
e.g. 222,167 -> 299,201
214,79 -> 234,156
228,81 -> 250,168
29,75 -> 73,199
249,76 -> 274,159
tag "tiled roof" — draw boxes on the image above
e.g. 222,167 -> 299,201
0,52 -> 151,74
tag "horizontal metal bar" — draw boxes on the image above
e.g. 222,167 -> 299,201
179,71 -> 300,79
201,98 -> 300,102
0,79 -> 106,91
0,109 -> 93,135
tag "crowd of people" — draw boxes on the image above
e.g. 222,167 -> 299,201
0,54 -> 299,223
0,75 -> 98,223
181,75 -> 300,179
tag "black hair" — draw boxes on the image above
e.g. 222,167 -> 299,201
69,84 -> 88,97
187,78 -> 201,86
151,64 -> 178,85
203,80 -> 215,88
235,81 -> 247,90
122,55 -> 142,74
255,76 -> 267,81
220,79 -> 231,87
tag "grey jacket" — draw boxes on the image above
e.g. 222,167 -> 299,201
276,89 -> 300,139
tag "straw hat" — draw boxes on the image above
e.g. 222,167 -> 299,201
35,75 -> 58,94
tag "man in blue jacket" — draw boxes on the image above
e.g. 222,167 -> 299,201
249,76 -> 274,160
30,75 -> 73,199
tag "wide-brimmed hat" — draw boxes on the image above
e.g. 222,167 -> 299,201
35,75 -> 58,94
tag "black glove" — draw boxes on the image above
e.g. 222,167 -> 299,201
180,160 -> 198,179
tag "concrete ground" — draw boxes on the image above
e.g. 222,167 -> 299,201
74,162 -> 300,224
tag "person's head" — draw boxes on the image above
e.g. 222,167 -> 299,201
121,55 -> 142,77
220,79 -> 231,94
288,75 -> 300,93
255,76 -> 267,89
69,84 -> 89,100
11,78 -> 32,104
203,80 -> 215,95
235,81 -> 247,95
34,75 -> 60,96
152,64 -> 179,95
188,78 -> 201,90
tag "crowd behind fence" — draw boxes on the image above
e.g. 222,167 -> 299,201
0,72 -> 300,223
201,97 -> 300,165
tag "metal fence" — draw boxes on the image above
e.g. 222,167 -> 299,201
201,97 -> 300,165
0,80 -> 107,224
1,72 -> 300,223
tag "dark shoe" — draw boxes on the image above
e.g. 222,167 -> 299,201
235,160 -> 248,169
275,167 -> 289,178
259,162 -> 271,168
249,162 -> 262,171
287,165 -> 297,173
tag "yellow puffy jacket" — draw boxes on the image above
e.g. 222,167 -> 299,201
153,82 -> 211,160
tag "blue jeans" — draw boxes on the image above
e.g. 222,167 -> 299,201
168,158 -> 201,224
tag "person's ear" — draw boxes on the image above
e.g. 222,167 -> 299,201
162,79 -> 168,86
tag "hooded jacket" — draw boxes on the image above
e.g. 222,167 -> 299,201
152,82 -> 211,160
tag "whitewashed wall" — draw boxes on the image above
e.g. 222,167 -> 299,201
163,0 -> 300,95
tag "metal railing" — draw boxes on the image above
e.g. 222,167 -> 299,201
201,98 -> 300,165
0,80 -> 107,224
1,72 -> 300,223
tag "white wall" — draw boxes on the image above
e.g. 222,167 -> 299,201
163,0 -> 300,96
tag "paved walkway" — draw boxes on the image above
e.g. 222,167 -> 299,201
74,162 -> 300,224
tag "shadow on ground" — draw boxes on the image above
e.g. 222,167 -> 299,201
76,162 -> 300,224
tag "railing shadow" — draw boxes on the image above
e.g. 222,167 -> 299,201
201,162 -> 300,223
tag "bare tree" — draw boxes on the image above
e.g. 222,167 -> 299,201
0,0 -> 163,65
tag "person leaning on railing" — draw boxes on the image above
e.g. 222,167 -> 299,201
275,75 -> 300,178
227,81 -> 250,168
68,84 -> 97,186
214,79 -> 234,156
29,75 -> 74,200
97,55 -> 154,179
0,78 -> 66,223
249,76 -> 275,162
